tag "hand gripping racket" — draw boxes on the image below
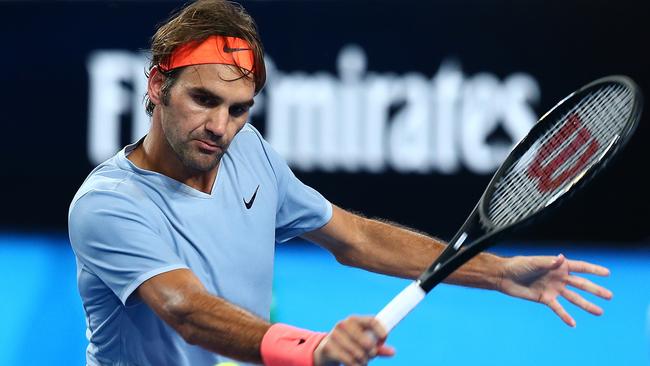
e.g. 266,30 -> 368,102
374,75 -> 643,333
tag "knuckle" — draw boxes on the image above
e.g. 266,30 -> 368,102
322,339 -> 334,351
364,339 -> 375,350
341,354 -> 356,366
349,315 -> 365,324
328,332 -> 341,344
353,354 -> 368,365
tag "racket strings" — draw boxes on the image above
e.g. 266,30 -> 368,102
488,85 -> 632,226
485,83 -> 634,228
489,85 -> 632,224
535,85 -> 630,181
493,84 -> 620,212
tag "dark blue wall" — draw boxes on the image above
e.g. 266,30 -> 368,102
1,0 -> 648,242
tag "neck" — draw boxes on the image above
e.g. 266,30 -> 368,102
127,118 -> 218,194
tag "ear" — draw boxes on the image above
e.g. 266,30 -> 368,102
147,66 -> 165,106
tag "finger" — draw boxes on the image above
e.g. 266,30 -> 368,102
320,337 -> 361,366
561,288 -> 604,316
364,319 -> 393,358
548,298 -> 576,327
345,317 -> 380,351
377,344 -> 396,357
567,275 -> 613,299
345,317 -> 389,359
339,317 -> 391,360
533,254 -> 565,270
567,260 -> 610,276
331,321 -> 371,364
334,332 -> 369,365
363,318 -> 388,341
330,339 -> 367,366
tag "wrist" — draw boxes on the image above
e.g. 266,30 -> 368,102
449,251 -> 506,291
492,254 -> 509,292
477,252 -> 509,291
260,323 -> 326,366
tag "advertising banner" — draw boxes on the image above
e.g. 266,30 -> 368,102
1,0 -> 648,241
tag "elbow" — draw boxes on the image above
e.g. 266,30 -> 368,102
331,240 -> 367,268
333,217 -> 371,267
332,248 -> 356,267
160,295 -> 199,344
179,327 -> 201,346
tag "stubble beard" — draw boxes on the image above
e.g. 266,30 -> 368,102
164,125 -> 223,173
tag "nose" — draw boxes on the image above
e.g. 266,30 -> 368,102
205,106 -> 229,138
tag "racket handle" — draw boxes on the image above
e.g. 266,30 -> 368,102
375,281 -> 426,333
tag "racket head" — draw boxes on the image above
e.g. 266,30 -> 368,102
478,75 -> 642,232
417,75 -> 642,293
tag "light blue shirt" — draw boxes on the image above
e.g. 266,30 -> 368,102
68,124 -> 332,366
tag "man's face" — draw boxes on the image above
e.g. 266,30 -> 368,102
158,64 -> 255,172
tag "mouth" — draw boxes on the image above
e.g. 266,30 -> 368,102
195,139 -> 222,153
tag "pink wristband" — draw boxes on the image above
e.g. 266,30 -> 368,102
260,323 -> 327,366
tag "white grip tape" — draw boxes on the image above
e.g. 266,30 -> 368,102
375,281 -> 426,333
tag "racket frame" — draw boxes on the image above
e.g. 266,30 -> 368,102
376,75 -> 643,332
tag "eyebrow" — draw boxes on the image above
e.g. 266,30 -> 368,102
188,86 -> 254,108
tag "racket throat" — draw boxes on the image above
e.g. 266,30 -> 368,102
418,231 -> 469,288
418,213 -> 489,292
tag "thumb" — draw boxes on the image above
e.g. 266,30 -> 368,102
531,254 -> 564,270
376,344 -> 396,357
548,254 -> 565,269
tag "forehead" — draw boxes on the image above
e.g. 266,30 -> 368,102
175,63 -> 255,100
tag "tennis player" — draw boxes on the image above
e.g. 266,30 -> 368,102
68,1 -> 613,365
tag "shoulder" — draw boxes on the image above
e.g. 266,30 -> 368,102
69,159 -> 154,224
230,123 -> 267,151
227,123 -> 282,171
68,172 -> 161,254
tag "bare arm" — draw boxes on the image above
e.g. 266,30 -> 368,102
136,268 -> 270,363
302,204 -> 505,290
137,268 -> 395,365
303,204 -> 612,326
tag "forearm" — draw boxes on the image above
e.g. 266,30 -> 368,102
166,292 -> 270,362
365,218 -> 505,289
325,213 -> 505,290
138,271 -> 270,363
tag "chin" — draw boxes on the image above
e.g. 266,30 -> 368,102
173,142 -> 224,172
186,155 -> 222,172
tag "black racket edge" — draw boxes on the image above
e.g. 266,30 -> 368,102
479,75 -> 643,230
418,75 -> 643,294
418,209 -> 505,293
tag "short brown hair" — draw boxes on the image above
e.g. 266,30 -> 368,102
144,0 -> 266,116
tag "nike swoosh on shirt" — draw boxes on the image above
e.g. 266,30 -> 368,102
244,185 -> 260,209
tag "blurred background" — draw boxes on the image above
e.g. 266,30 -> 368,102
1,0 -> 649,365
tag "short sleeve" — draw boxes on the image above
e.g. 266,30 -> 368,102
259,138 -> 332,243
68,189 -> 188,305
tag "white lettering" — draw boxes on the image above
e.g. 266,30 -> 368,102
86,46 -> 540,174
87,51 -> 148,164
388,73 -> 430,173
265,46 -> 540,174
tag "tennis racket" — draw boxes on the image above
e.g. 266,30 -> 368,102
374,75 -> 643,333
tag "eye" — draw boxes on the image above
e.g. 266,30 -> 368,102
191,93 -> 217,107
229,105 -> 249,117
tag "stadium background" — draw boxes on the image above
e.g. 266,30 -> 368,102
1,0 -> 648,365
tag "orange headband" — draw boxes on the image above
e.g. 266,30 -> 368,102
159,35 -> 255,73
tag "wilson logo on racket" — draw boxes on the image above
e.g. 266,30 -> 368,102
372,76 -> 640,338
526,114 -> 600,193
